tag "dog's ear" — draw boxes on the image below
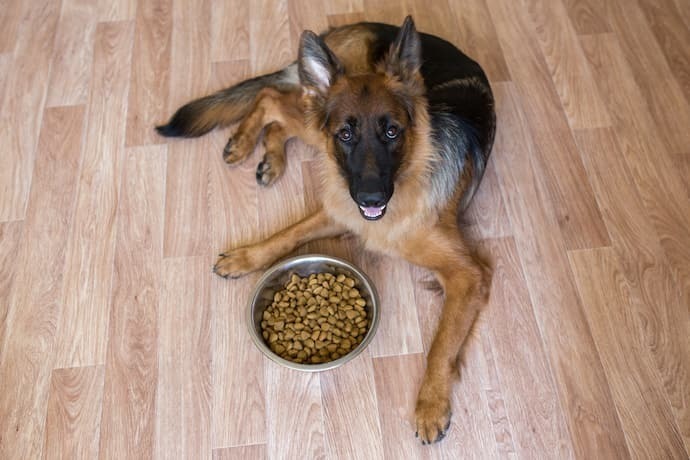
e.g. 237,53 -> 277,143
385,16 -> 422,84
298,31 -> 343,95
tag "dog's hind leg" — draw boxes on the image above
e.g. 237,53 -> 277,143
401,224 -> 491,444
213,209 -> 346,279
256,121 -> 288,186
222,87 -> 303,185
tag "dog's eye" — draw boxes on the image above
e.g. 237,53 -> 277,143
385,126 -> 400,139
338,127 -> 353,142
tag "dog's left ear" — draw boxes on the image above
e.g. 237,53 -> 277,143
385,16 -> 422,85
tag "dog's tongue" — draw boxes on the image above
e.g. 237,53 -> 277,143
360,205 -> 385,218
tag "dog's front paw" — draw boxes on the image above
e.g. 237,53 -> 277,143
415,395 -> 451,445
213,247 -> 259,279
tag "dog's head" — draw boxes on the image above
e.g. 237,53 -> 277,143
298,16 -> 424,221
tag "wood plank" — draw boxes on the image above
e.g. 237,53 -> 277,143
46,0 -> 98,107
0,105 -> 85,460
362,0 -> 413,24
485,0 -> 610,251
606,0 -> 690,154
420,0 -> 511,83
0,221 -> 23,362
327,12 -> 366,28
288,0 -> 329,42
97,145 -> 165,459
265,361 -> 326,460
479,335 -> 518,459
569,248 -> 688,458
125,0 -> 172,146
98,0 -> 136,21
523,0 -> 611,128
562,0 -> 612,34
480,237 -> 576,458
488,81 -> 628,459
208,61 -> 266,449
672,154 -> 690,199
163,0 -> 212,257
637,0 -> 690,105
210,0 -> 249,62
56,21 -> 135,367
464,158 -> 512,240
320,354 -> 384,460
43,366 -> 105,460
372,354 -> 427,460
156,257 -> 212,460
0,0 -> 60,221
573,127 -> 690,449
213,444 -> 267,460
0,0 -> 27,53
579,32 -> 690,321
360,254 -> 424,358
250,0 -> 293,75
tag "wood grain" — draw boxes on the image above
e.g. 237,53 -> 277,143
43,366 -> 105,460
372,354 -> 427,460
125,0 -> 172,147
489,81 -> 628,459
524,0 -> 611,129
573,127 -> 690,448
320,354 -> 384,459
480,237 -> 575,458
637,0 -> 690,105
0,0 -> 60,221
163,0 -> 212,257
46,0 -> 97,107
210,0 -> 249,62
464,158 -> 512,240
213,444 -> 267,460
156,257 -> 212,460
580,32 -> 690,320
443,0 -> 511,83
486,0 -> 610,251
360,255 -> 424,358
606,0 -> 690,154
0,0 -> 26,53
98,145 -> 165,459
569,248 -> 688,458
0,105 -> 85,460
56,21 -> 134,368
264,361 -> 326,460
562,0 -> 612,34
249,0 -> 293,74
0,221 -> 23,361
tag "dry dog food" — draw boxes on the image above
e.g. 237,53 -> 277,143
261,272 -> 369,364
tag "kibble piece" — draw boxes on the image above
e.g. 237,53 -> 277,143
260,270 -> 370,365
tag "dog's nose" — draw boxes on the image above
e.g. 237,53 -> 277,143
356,191 -> 387,207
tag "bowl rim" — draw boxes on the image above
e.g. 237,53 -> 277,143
247,253 -> 380,372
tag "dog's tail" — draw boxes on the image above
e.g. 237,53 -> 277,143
156,63 -> 300,138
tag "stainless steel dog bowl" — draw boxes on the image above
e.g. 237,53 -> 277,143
248,254 -> 380,372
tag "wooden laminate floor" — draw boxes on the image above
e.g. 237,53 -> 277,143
1,0 -> 689,459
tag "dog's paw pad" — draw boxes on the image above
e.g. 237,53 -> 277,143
255,155 -> 283,186
415,398 -> 451,445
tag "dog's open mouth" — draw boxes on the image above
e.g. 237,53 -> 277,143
358,204 -> 386,220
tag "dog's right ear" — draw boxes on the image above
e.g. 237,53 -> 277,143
298,31 -> 343,96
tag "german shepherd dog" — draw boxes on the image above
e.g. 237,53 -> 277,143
157,16 -> 495,444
